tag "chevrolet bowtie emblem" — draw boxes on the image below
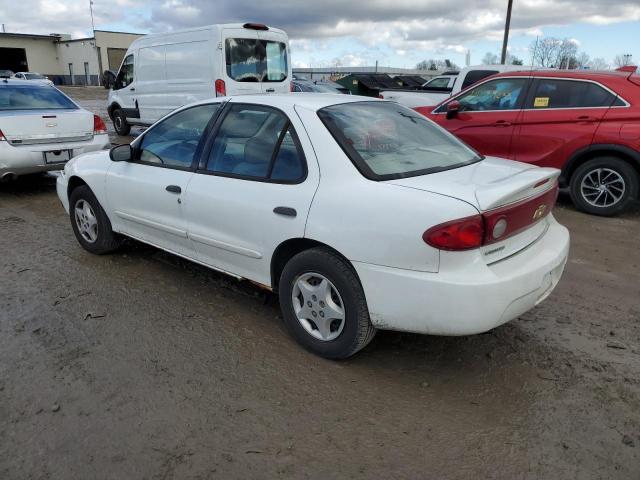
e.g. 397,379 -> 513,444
533,204 -> 547,220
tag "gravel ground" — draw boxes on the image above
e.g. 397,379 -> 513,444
1,87 -> 639,479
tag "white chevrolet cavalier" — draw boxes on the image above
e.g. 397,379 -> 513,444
57,94 -> 569,358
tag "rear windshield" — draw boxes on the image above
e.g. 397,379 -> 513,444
225,38 -> 288,82
25,73 -> 45,80
0,85 -> 77,110
318,102 -> 481,180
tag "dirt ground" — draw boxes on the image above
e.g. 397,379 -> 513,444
1,87 -> 639,479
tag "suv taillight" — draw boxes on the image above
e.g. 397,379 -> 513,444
0,129 -> 5,141
93,115 -> 107,134
215,79 -> 226,97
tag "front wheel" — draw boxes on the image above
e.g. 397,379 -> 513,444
69,185 -> 122,254
570,157 -> 639,216
278,247 -> 376,359
113,109 -> 131,136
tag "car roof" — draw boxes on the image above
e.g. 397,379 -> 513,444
191,93 -> 382,112
0,78 -> 52,86
496,69 -> 632,81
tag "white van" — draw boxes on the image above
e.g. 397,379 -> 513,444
107,23 -> 291,135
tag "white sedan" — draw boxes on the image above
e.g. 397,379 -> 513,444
13,72 -> 54,85
0,79 -> 109,180
56,94 -> 569,358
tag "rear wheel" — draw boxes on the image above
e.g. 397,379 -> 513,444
113,109 -> 131,136
278,247 -> 376,359
69,185 -> 122,254
570,157 -> 638,216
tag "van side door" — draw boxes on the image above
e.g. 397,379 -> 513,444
112,53 -> 138,119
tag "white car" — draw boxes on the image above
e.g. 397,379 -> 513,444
56,94 -> 569,358
13,72 -> 54,85
0,79 -> 110,180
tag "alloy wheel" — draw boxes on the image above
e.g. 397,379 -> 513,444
74,199 -> 98,243
580,167 -> 626,208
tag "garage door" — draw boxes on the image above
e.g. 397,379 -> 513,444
0,48 -> 28,72
107,48 -> 128,71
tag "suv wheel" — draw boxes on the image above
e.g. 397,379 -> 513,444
278,247 -> 376,359
570,157 -> 639,216
113,109 -> 131,136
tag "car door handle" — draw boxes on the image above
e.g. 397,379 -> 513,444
129,87 -> 135,91
577,115 -> 596,122
494,120 -> 512,127
165,185 -> 182,194
273,206 -> 296,217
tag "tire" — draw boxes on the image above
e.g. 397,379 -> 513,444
569,157 -> 639,216
278,247 -> 376,359
69,185 -> 122,254
113,109 -> 131,136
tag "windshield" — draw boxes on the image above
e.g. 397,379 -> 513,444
225,38 -> 288,82
0,85 -> 77,110
318,102 -> 481,180
24,73 -> 45,80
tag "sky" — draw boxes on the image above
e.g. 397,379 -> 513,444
0,0 -> 638,69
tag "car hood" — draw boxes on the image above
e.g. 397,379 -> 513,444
386,156 -> 561,211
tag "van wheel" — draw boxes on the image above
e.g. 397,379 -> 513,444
570,157 -> 638,216
113,109 -> 131,136
278,247 -> 376,359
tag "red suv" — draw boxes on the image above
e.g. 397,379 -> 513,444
416,70 -> 640,216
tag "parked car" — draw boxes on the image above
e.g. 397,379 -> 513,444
108,22 -> 291,136
0,70 -> 14,78
56,94 -> 569,358
292,79 -> 350,94
380,65 -> 540,108
0,79 -> 109,180
416,69 -> 640,216
421,73 -> 458,90
13,72 -> 54,85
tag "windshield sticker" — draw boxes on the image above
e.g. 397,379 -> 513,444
534,97 -> 550,108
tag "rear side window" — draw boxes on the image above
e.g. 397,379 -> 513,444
0,86 -> 77,110
138,103 -> 220,168
225,39 -> 288,82
528,79 -> 624,108
461,70 -> 499,89
206,104 -> 305,183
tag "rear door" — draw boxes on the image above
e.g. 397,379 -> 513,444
431,77 -> 530,159
256,29 -> 290,94
512,78 -> 614,169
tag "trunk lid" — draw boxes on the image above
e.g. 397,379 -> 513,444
388,156 -> 561,263
0,109 -> 93,145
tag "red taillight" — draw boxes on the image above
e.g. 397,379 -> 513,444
215,79 -> 226,97
423,215 -> 484,251
0,129 -> 5,141
93,114 -> 107,134
290,82 -> 294,92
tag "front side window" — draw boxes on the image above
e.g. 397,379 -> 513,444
527,79 -> 624,109
138,104 -> 220,168
318,101 -> 481,180
0,86 -> 77,110
225,39 -> 288,82
206,104 -> 305,182
115,54 -> 134,90
454,78 -> 527,112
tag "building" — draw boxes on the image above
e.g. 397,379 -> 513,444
0,30 -> 143,86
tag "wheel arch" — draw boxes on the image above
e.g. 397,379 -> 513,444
270,238 -> 355,292
67,175 -> 89,199
562,144 -> 640,191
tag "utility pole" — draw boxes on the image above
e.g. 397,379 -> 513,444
500,0 -> 513,64
89,0 -> 96,34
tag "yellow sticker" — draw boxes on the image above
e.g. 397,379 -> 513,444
353,79 -> 358,85
534,97 -> 549,108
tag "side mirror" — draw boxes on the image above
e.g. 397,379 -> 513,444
109,144 -> 133,162
446,100 -> 461,119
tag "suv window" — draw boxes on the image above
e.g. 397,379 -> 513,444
115,54 -> 134,90
425,77 -> 451,88
138,104 -> 220,168
225,39 -> 288,82
461,70 -> 499,90
528,79 -> 625,108
452,78 -> 527,112
206,104 -> 305,182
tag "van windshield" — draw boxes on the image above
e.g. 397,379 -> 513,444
225,39 -> 288,83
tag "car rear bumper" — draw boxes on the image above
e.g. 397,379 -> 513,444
353,215 -> 570,335
0,135 -> 110,178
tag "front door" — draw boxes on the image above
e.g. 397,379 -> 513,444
185,102 -> 319,287
512,78 -> 614,169
112,54 -> 137,115
432,77 -> 530,159
105,103 -> 221,256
